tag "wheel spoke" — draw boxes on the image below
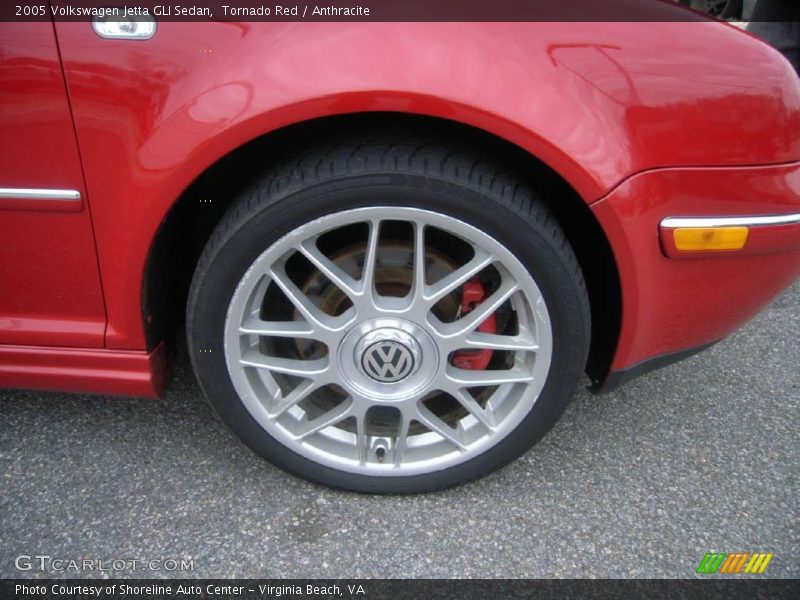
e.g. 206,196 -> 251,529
268,264 -> 328,328
239,316 -> 317,339
355,413 -> 369,465
450,388 -> 496,431
299,239 -> 360,299
296,401 -> 352,440
269,263 -> 352,332
240,350 -> 329,377
446,366 -> 534,386
415,404 -> 467,451
411,222 -> 426,301
435,275 -> 519,338
462,332 -> 539,352
424,248 -> 493,305
360,220 -> 381,297
269,378 -> 320,418
393,414 -> 411,467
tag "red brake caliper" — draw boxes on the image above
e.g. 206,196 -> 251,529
451,277 -> 496,370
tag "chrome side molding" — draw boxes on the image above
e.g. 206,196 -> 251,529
0,188 -> 81,201
661,213 -> 800,229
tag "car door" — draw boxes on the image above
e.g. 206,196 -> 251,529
0,22 -> 106,348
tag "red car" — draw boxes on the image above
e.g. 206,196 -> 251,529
2,11 -> 799,492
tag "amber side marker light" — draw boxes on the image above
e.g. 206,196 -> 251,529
672,226 -> 749,251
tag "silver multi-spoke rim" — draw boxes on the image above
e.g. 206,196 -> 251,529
224,207 -> 553,476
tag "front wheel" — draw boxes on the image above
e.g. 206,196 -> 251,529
187,136 -> 590,493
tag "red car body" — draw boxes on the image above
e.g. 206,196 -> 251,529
1,19 -> 799,397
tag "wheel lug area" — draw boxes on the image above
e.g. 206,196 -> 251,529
338,317 -> 438,402
356,328 -> 420,383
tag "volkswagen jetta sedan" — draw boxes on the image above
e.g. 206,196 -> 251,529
2,9 -> 799,493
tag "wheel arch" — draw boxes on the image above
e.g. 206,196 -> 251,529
144,111 -> 621,385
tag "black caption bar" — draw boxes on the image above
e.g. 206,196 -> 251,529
3,0 -> 722,22
2,579 -> 800,600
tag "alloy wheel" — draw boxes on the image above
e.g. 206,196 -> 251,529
223,206 -> 553,476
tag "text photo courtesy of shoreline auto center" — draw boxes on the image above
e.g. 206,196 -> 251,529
1,0 -> 798,598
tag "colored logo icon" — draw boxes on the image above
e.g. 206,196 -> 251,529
696,552 -> 774,574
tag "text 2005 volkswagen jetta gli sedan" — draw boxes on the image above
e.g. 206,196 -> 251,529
1,7 -> 799,493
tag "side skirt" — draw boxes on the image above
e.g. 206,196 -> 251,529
0,342 -> 168,398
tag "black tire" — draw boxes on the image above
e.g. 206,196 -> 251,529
187,134 -> 591,493
720,0 -> 743,19
692,0 -> 743,18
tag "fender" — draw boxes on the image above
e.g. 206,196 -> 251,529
53,22 -> 800,350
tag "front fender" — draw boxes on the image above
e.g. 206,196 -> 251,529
54,22 -> 800,349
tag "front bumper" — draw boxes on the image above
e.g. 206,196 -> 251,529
592,161 -> 800,386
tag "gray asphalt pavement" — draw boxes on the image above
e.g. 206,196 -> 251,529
1,281 -> 798,579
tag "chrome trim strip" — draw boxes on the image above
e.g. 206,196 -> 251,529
0,188 -> 81,201
661,213 -> 800,229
